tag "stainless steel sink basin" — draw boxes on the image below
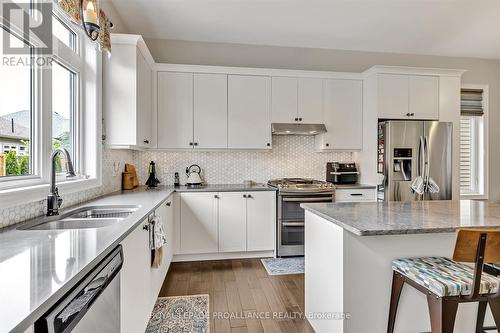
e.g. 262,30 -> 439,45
19,205 -> 139,231
65,206 -> 139,219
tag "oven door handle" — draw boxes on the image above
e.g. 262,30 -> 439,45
282,222 -> 305,227
282,197 -> 333,202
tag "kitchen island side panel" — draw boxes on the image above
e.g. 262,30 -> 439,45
305,212 -> 495,332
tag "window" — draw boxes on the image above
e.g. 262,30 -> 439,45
459,87 -> 488,198
0,3 -> 102,207
52,61 -> 77,173
52,15 -> 77,52
0,29 -> 34,178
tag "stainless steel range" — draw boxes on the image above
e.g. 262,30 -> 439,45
268,178 -> 334,257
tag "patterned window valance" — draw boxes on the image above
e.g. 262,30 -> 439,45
56,0 -> 112,54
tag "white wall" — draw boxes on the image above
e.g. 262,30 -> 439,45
144,38 -> 500,202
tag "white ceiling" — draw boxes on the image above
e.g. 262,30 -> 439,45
110,0 -> 500,59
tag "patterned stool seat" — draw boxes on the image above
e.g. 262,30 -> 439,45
392,257 -> 500,297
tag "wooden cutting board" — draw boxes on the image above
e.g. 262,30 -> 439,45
124,163 -> 139,187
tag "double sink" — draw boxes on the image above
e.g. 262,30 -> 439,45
19,205 -> 139,231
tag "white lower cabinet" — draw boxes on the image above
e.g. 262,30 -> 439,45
120,219 -> 151,333
179,191 -> 276,255
334,188 -> 377,202
246,191 -> 276,251
219,192 -> 246,252
180,192 -> 219,254
121,197 -> 174,333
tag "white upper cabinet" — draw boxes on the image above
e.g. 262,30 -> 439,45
228,75 -> 272,149
194,73 -> 228,148
315,79 -> 363,151
157,72 -> 194,149
298,78 -> 324,124
271,77 -> 298,123
409,75 -> 439,120
104,35 -> 154,149
377,73 -> 439,120
271,76 -> 324,124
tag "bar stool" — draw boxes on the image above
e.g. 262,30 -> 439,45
477,264 -> 500,332
387,229 -> 500,333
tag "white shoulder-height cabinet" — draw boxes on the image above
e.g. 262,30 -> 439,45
104,34 -> 154,149
315,79 -> 363,151
377,73 -> 439,120
228,75 -> 272,149
157,72 -> 194,149
271,77 -> 323,124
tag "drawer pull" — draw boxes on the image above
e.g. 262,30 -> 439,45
350,193 -> 364,196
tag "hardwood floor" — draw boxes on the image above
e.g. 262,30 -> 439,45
159,258 -> 315,333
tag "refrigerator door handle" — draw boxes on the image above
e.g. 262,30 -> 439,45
424,135 -> 430,188
418,136 -> 425,178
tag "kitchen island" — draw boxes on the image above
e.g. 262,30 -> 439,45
302,200 -> 500,333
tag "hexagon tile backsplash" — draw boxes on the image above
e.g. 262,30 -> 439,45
0,149 -> 133,229
0,136 -> 352,229
133,136 -> 352,186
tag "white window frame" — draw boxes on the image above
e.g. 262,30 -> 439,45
0,2 -> 102,209
460,84 -> 488,200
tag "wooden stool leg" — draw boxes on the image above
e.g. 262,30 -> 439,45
476,301 -> 487,333
427,296 -> 458,333
488,297 -> 500,329
387,271 -> 405,333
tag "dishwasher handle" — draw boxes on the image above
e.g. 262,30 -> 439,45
36,246 -> 123,333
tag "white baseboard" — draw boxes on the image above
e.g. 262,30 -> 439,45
172,250 -> 275,262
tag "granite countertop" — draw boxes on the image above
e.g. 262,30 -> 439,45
333,184 -> 377,190
172,183 -> 276,192
0,186 -> 174,333
302,200 -> 500,236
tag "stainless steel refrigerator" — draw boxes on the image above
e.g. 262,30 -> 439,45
377,121 -> 453,201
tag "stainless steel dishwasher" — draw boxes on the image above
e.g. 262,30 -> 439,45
35,246 -> 123,333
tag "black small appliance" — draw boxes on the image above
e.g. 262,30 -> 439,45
326,162 -> 359,184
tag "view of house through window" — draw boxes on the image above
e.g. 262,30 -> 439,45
52,61 -> 77,173
0,30 -> 33,178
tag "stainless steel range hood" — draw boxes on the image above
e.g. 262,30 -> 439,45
271,123 -> 327,135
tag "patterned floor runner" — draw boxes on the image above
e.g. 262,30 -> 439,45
261,257 -> 305,275
145,294 -> 209,333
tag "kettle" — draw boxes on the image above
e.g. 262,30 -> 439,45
186,164 -> 203,186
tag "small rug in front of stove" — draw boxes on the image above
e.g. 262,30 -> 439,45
261,257 -> 305,275
145,294 -> 209,333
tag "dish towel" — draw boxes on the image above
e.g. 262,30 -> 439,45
150,216 -> 167,268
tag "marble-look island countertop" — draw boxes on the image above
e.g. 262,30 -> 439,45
302,200 -> 500,236
0,186 -> 174,333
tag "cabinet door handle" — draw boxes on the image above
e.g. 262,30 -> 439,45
266,143 -> 271,147
189,142 -> 193,146
143,139 -> 150,144
294,117 -> 298,121
166,201 -> 171,206
325,143 -> 330,147
410,113 -> 415,116
299,117 -> 303,121
243,194 -> 247,198
214,195 -> 219,199
194,142 -> 199,146
143,224 -> 149,231
350,193 -> 364,196
247,194 -> 253,199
